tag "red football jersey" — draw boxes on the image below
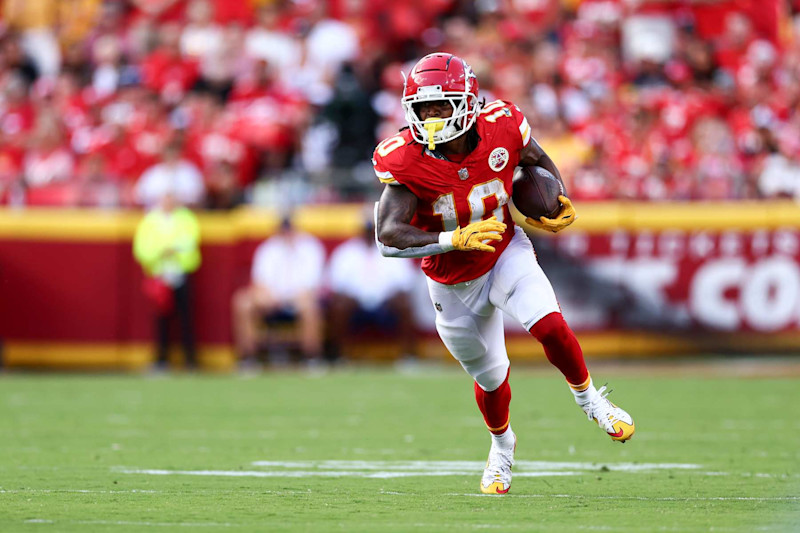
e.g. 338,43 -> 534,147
373,100 -> 532,284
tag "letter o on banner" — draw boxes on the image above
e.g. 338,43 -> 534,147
741,257 -> 800,332
689,258 -> 746,330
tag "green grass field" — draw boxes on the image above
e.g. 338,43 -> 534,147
2,365 -> 799,532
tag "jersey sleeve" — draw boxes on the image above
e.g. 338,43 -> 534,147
516,107 -> 533,148
481,99 -> 533,152
372,154 -> 399,186
507,101 -> 532,150
372,133 -> 410,187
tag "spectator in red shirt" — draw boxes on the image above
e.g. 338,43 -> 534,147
228,59 -> 308,171
141,22 -> 199,105
184,92 -> 256,187
715,12 -> 755,76
127,91 -> 173,174
22,111 -> 76,205
1,73 -> 36,146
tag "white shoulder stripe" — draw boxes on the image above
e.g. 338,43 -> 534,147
519,117 -> 531,146
375,168 -> 397,184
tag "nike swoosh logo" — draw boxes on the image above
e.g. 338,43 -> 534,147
609,427 -> 625,438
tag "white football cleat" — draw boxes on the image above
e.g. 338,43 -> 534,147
480,429 -> 516,494
582,385 -> 635,442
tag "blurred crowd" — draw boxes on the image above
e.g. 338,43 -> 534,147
2,0 -> 800,209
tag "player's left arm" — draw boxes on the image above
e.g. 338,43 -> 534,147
518,139 -> 577,233
519,139 -> 565,192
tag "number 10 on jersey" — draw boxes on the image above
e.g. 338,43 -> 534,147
433,179 -> 509,231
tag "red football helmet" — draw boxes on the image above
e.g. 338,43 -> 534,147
402,53 -> 480,147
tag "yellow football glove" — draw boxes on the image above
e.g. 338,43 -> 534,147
526,195 -> 577,233
451,216 -> 506,252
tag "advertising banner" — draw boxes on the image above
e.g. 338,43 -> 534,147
538,229 -> 800,334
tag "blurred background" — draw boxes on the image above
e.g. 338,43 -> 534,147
1,0 -> 799,370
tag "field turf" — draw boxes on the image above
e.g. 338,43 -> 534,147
2,365 -> 799,532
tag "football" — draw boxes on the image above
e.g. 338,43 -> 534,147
512,166 -> 564,220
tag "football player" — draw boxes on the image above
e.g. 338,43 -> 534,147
373,53 -> 635,495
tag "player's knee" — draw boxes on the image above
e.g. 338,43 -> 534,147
474,362 -> 509,392
529,312 -> 573,347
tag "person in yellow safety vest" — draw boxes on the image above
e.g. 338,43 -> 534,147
133,193 -> 201,371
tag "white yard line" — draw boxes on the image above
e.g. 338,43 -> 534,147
249,460 -> 701,471
2,489 -> 159,494
445,493 -> 800,502
74,520 -> 234,528
113,460 -> 795,484
22,520 -> 785,532
114,468 -> 581,479
113,460 -> 703,479
24,519 -> 234,528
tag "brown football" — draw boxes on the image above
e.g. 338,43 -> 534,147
512,166 -> 564,220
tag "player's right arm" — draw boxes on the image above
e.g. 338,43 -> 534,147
375,184 -> 450,258
375,184 -> 505,257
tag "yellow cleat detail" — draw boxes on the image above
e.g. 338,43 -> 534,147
480,481 -> 511,494
480,430 -> 515,494
584,385 -> 635,443
607,414 -> 635,442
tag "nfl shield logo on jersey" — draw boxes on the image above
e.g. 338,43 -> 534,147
458,168 -> 469,181
488,147 -> 509,172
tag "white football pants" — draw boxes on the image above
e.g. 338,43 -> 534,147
426,226 -> 560,391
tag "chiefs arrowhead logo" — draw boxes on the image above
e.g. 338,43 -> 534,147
488,147 -> 509,172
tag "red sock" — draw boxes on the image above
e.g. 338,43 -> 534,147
474,371 -> 511,435
529,312 -> 589,387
